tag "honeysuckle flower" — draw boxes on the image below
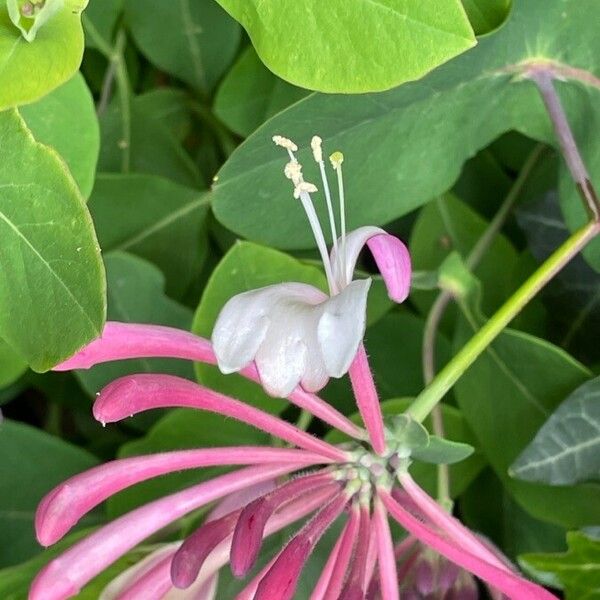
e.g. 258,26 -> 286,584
212,135 -> 412,399
32,321 -> 558,600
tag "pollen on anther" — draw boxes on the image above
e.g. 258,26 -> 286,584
293,181 -> 318,199
272,135 -> 298,152
284,161 -> 303,184
311,136 -> 323,162
329,151 -> 344,170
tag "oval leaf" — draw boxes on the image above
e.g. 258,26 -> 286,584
510,376 -> 600,486
0,110 -> 105,371
214,0 -> 475,93
0,0 -> 87,110
412,436 -> 475,465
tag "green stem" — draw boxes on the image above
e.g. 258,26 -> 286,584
112,30 -> 131,173
410,220 -> 600,423
421,144 -> 545,504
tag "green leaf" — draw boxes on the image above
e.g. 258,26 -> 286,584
192,241 -> 328,415
84,0 -> 122,49
510,376 -> 600,486
124,0 -> 240,93
214,0 -> 475,93
0,338 -> 26,389
454,289 -> 600,527
0,0 -> 87,109
211,0 -> 600,252
520,532 -> 600,599
0,110 -> 105,372
517,192 -> 600,363
412,436 -> 475,465
410,194 -> 519,314
107,407 -> 268,518
99,92 -> 202,187
461,0 -> 510,34
89,174 -> 209,298
135,88 -> 193,143
327,398 -> 486,498
20,73 -> 99,198
75,252 -> 194,429
214,46 -> 309,138
0,419 -> 98,566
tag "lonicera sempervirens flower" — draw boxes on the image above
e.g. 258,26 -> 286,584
212,135 -> 411,399
30,136 -> 557,600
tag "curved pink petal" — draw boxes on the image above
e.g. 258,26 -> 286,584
330,226 -> 411,302
312,504 -> 360,600
29,464 -> 300,600
348,345 -> 386,455
372,497 -> 399,600
93,374 -> 348,462
378,488 -> 559,600
231,471 -> 336,577
54,322 -> 363,440
254,492 -> 349,600
36,447 -> 324,546
398,472 -> 513,575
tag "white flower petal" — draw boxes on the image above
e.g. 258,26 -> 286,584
331,226 -> 386,286
318,279 -> 371,376
212,283 -> 326,375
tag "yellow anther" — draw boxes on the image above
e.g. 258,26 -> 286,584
311,136 -> 323,162
293,181 -> 318,199
329,151 -> 344,170
272,135 -> 298,152
284,161 -> 303,185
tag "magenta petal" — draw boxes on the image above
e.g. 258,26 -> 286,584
172,510 -> 240,589
36,446 -> 322,546
340,504 -> 371,599
378,489 -> 559,600
348,345 -> 386,455
255,493 -> 349,600
29,464 -> 300,600
231,471 -> 335,577
55,321 -> 363,440
93,374 -> 348,462
366,233 -> 411,303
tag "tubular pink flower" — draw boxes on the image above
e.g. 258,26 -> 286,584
398,471 -> 513,574
378,488 -> 559,600
36,447 -> 328,546
254,492 -> 349,600
316,504 -> 361,600
30,464 -> 301,600
171,509 -> 241,589
55,321 -> 364,441
363,521 -> 379,591
348,344 -> 386,455
340,504 -> 371,599
373,496 -> 399,600
112,552 -> 174,600
235,556 -> 278,600
231,471 -> 337,577
93,374 -> 348,462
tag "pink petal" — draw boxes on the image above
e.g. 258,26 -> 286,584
93,374 -> 348,462
29,464 -> 301,600
330,226 -> 411,303
372,497 -> 399,600
231,471 -> 336,577
254,492 -> 349,600
312,504 -> 360,600
234,556 -> 278,600
398,472 -> 514,575
36,447 -> 323,546
348,345 -> 386,455
367,233 -> 411,303
363,518 -> 379,592
378,488 -> 559,600
54,321 -> 363,441
172,509 -> 241,589
208,479 -> 277,521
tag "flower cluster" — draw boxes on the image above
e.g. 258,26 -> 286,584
30,137 -> 557,600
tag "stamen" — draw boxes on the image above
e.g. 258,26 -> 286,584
330,152 -> 347,285
272,135 -> 298,152
293,181 -> 318,199
312,136 -> 340,270
284,161 -> 302,185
